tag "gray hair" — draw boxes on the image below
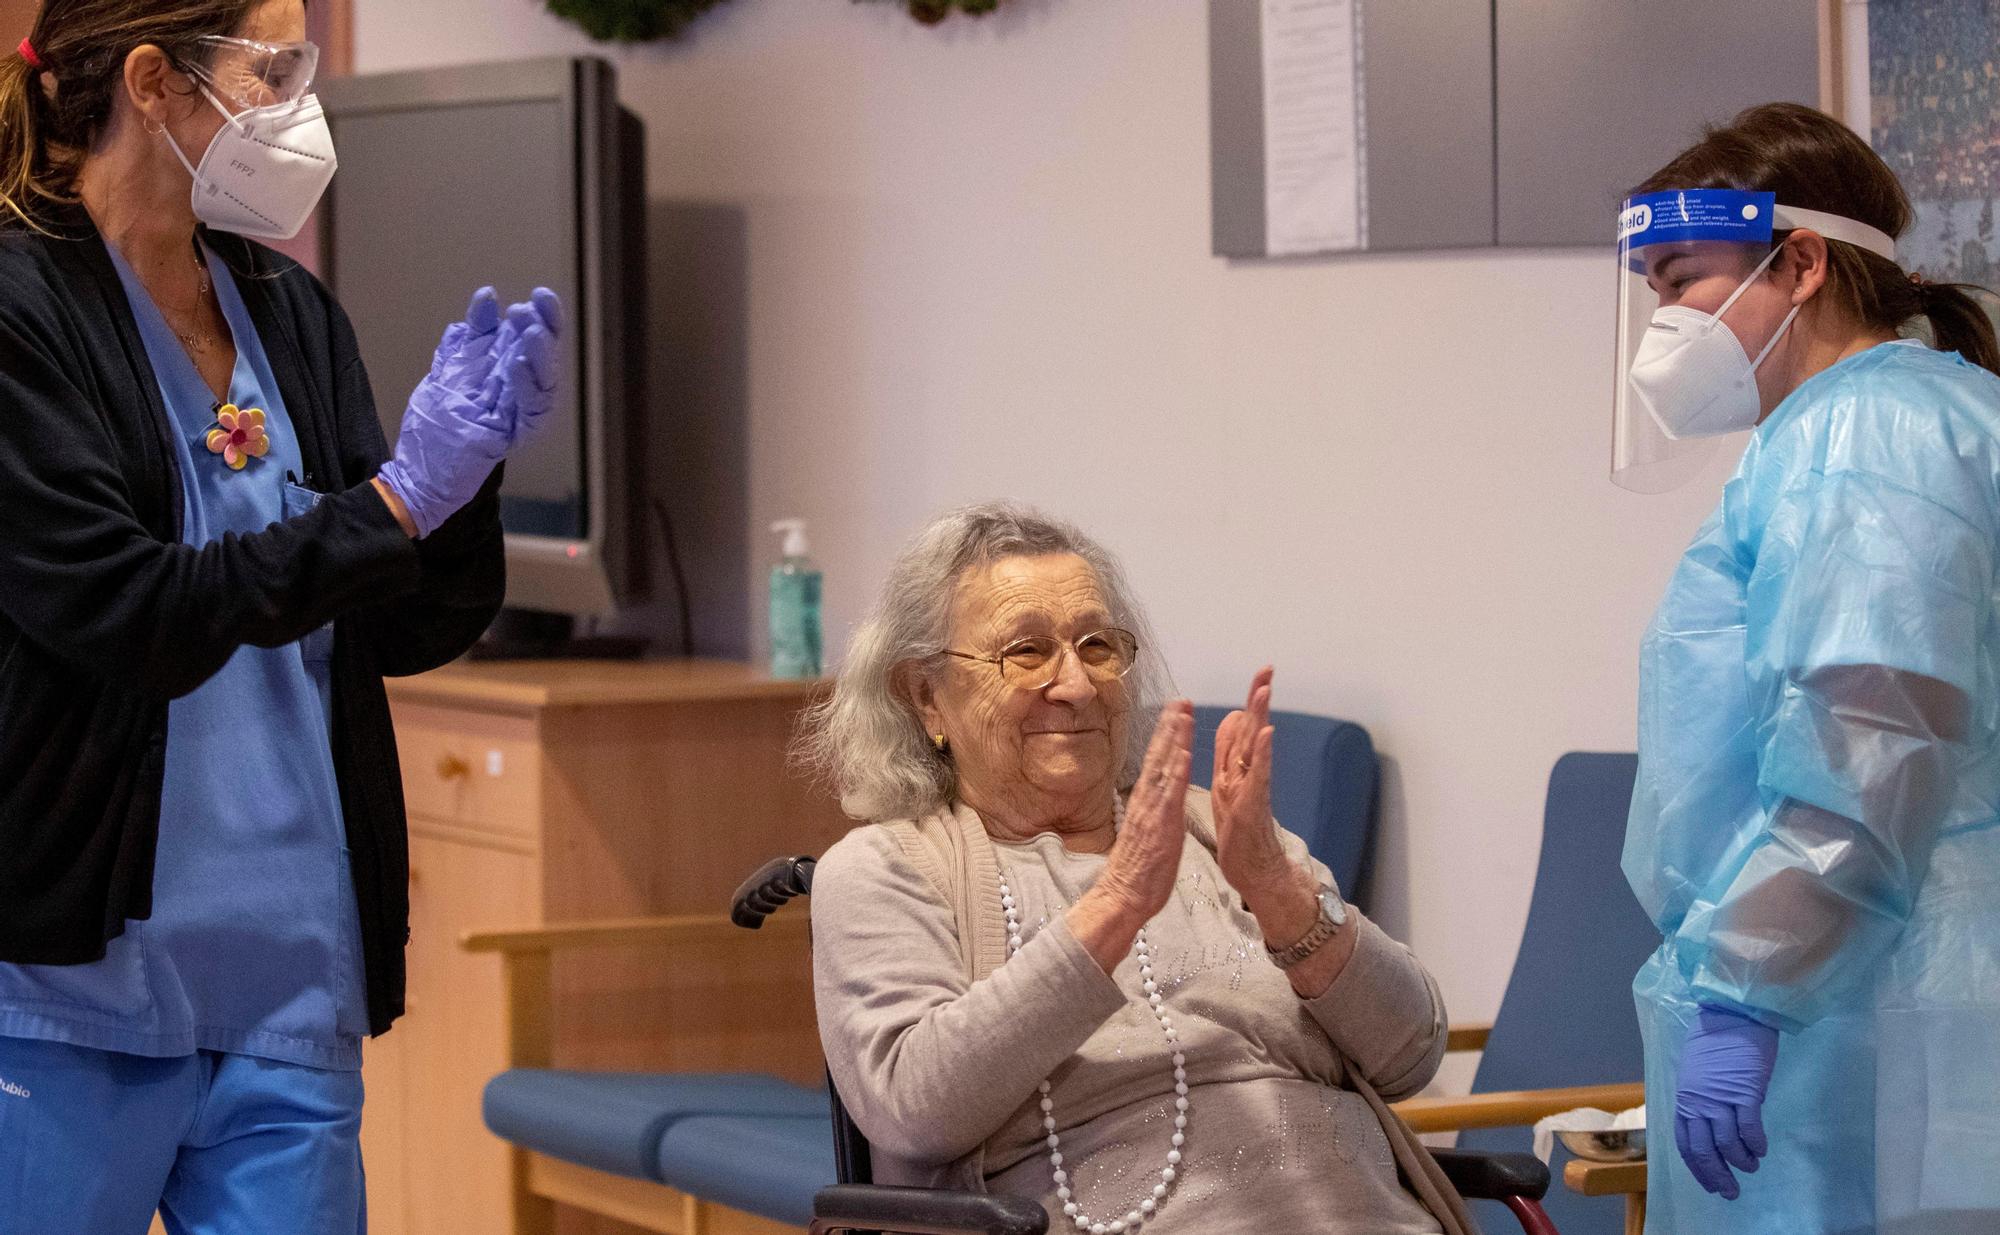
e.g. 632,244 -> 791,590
797,501 -> 1169,822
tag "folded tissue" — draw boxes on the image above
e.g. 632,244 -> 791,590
1532,1106 -> 1647,1163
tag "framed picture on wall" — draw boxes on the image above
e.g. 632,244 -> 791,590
1833,0 -> 2000,287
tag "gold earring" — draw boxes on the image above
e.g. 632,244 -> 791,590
932,733 -> 949,754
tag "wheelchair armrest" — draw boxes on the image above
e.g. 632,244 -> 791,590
1429,1148 -> 1551,1202
462,913 -> 806,956
812,1184 -> 1049,1235
1393,1081 -> 1645,1133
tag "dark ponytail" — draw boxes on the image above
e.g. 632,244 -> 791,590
1635,101 -> 2000,379
1913,278 -> 2000,375
0,0 -> 266,231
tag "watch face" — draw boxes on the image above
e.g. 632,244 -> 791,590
1318,888 -> 1349,926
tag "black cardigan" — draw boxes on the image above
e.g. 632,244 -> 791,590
0,206 -> 505,1036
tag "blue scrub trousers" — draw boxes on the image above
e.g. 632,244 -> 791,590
0,1036 -> 364,1235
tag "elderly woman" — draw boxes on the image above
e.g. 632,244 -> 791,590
803,504 -> 1460,1235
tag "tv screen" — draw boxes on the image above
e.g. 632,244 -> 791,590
330,99 -> 583,537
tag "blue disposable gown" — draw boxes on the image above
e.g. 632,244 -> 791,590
1627,340 -> 2000,1235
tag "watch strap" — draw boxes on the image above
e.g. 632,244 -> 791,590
1265,889 -> 1344,970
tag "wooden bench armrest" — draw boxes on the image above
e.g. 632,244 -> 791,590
1445,1022 -> 1493,1053
462,913 -> 807,1073
1563,1158 -> 1648,1197
1392,1082 -> 1646,1133
461,912 -> 807,955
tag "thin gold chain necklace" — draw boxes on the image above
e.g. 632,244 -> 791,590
164,245 -> 219,354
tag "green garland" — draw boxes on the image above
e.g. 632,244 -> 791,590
891,0 -> 1001,23
543,0 -> 1004,42
543,0 -> 731,42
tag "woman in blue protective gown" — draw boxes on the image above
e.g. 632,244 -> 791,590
0,3 -> 561,1233
1616,104 -> 2000,1235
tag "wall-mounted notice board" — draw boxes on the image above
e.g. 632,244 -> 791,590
1211,0 -> 1821,257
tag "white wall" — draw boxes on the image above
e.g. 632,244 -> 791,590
351,0 -> 1735,1057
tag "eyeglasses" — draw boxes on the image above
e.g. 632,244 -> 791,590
181,36 -> 320,110
940,628 -> 1140,692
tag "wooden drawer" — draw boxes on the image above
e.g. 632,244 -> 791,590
391,704 -> 542,840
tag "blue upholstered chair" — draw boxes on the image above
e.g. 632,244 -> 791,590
471,708 -> 1386,1233
1393,752 -> 1655,1235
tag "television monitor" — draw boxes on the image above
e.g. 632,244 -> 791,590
319,56 -> 646,616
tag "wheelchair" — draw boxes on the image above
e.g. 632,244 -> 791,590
732,855 -> 1561,1235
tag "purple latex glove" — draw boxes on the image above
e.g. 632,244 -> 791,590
377,288 -> 513,538
480,287 -> 564,447
1675,1005 -> 1779,1200
428,286 -> 505,397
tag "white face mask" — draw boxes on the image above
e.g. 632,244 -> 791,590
1626,243 -> 1802,441
160,87 -> 337,241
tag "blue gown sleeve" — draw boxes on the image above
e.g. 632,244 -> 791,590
1679,462 -> 1993,1031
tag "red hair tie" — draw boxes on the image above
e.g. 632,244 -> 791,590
17,38 -> 42,71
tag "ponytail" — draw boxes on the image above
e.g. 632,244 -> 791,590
1914,279 -> 2000,378
0,44 -> 57,230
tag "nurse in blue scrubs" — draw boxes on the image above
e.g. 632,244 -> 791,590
0,3 -> 561,1232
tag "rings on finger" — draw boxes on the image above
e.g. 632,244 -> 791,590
1235,756 -> 1252,773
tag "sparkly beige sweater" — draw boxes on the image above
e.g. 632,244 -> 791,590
809,790 -> 1448,1234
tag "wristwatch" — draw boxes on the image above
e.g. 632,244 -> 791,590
1265,885 -> 1349,970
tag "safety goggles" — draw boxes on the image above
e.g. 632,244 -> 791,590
181,35 -> 320,111
1612,188 -> 1898,493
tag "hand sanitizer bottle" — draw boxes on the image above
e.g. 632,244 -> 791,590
769,519 -> 822,679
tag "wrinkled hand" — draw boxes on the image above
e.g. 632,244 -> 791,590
1069,703 -> 1193,973
1675,1005 -> 1779,1200
479,287 -> 564,447
1095,701 -> 1194,923
1212,667 -> 1293,899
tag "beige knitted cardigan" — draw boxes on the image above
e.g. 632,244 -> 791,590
880,790 -> 1479,1235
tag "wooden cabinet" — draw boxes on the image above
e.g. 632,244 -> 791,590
360,660 -> 853,1235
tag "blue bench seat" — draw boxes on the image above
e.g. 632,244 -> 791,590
484,1069 -> 839,1226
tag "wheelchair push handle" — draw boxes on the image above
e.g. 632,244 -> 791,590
730,854 -> 818,928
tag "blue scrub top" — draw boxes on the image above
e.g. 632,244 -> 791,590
0,240 -> 368,1071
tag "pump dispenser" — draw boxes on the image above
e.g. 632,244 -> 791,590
769,519 -> 822,679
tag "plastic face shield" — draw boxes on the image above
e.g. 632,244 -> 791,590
186,36 -> 320,111
1613,190 -> 1779,493
1611,189 -> 1900,493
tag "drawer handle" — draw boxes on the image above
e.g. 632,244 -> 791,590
437,754 -> 470,781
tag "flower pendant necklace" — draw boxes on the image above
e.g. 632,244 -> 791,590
997,794 -> 1188,1235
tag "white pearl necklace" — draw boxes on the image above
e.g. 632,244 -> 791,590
998,795 -> 1187,1235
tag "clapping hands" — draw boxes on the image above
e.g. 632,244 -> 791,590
1211,667 -> 1296,902
377,285 -> 565,538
